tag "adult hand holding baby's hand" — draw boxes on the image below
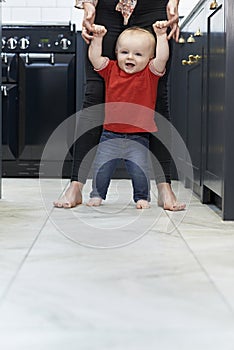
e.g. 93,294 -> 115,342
91,24 -> 107,37
152,20 -> 169,36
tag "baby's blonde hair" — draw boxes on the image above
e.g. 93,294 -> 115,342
116,27 -> 156,58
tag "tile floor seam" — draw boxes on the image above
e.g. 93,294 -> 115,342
173,224 -> 234,318
0,206 -> 54,305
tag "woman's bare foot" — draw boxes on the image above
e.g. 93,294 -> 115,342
53,181 -> 83,208
157,183 -> 186,211
86,197 -> 103,207
136,199 -> 150,209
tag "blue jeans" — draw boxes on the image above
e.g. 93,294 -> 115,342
90,130 -> 151,203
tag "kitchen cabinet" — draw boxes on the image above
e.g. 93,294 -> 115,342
203,2 -> 225,199
170,0 -> 208,194
170,0 -> 234,220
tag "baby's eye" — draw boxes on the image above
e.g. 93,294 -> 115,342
135,52 -> 142,56
121,50 -> 128,54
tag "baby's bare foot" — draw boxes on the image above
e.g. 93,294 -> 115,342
86,197 -> 103,207
136,200 -> 150,209
53,181 -> 83,208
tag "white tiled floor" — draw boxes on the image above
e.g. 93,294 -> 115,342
0,178 -> 234,350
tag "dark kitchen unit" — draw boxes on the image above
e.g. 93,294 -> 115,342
170,0 -> 234,219
1,24 -> 84,178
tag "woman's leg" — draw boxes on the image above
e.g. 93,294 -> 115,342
71,81 -> 105,184
54,50 -> 105,208
149,42 -> 186,211
150,72 -> 172,184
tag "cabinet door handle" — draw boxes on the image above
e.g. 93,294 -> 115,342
189,55 -> 202,61
210,1 -> 218,10
182,55 -> 202,65
194,28 -> 203,37
1,85 -> 8,96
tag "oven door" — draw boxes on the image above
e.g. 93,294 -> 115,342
18,53 -> 76,161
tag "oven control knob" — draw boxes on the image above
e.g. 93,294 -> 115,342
7,37 -> 17,50
19,37 -> 30,50
60,37 -> 71,50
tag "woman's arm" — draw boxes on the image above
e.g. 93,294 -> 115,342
74,1 -> 98,44
75,0 -> 98,9
166,0 -> 180,41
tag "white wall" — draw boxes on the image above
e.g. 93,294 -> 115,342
2,0 -> 200,29
2,0 -> 83,29
179,0 -> 200,18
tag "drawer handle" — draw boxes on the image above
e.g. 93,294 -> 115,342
178,36 -> 185,44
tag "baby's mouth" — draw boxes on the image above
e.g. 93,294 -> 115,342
125,62 -> 135,68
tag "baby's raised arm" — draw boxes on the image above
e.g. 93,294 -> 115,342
88,24 -> 107,70
152,21 -> 170,74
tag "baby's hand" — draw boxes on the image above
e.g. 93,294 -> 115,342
152,20 -> 169,36
91,24 -> 107,37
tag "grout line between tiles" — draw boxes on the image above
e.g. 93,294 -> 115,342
172,222 -> 234,317
152,185 -> 234,316
0,178 -> 70,303
0,205 -> 55,305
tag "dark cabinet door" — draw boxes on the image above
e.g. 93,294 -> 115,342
170,44 -> 188,181
170,36 -> 205,195
203,4 -> 225,197
2,84 -> 18,161
185,44 -> 204,193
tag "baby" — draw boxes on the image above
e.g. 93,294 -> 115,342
87,21 -> 169,208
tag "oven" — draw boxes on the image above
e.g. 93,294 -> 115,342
1,24 -> 81,177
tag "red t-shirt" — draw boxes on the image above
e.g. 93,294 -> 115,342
96,59 -> 164,133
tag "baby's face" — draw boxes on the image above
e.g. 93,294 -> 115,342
116,32 -> 154,74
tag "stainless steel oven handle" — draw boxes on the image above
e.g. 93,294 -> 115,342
21,53 -> 55,65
